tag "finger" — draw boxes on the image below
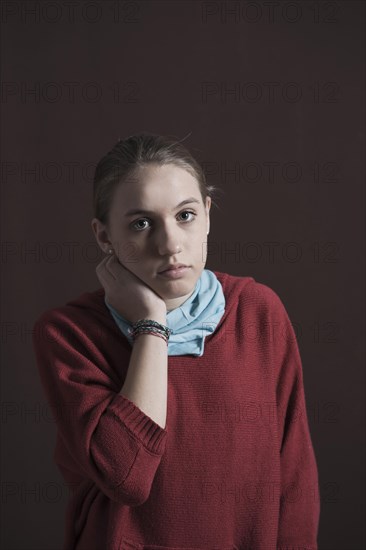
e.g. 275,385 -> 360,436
110,255 -> 133,272
95,254 -> 111,271
104,255 -> 118,281
96,256 -> 116,284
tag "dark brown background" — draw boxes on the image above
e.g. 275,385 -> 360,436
1,1 -> 365,549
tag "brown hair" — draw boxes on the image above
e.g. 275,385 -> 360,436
93,133 -> 221,227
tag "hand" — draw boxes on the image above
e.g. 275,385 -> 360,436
96,254 -> 167,324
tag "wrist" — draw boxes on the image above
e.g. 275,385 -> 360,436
130,312 -> 166,325
129,318 -> 171,345
142,308 -> 167,323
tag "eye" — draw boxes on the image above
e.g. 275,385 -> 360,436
131,219 -> 149,231
130,210 -> 197,232
178,210 -> 196,222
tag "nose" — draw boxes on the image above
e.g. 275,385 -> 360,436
154,221 -> 182,256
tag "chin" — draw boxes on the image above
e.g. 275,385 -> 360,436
157,281 -> 191,295
157,275 -> 198,298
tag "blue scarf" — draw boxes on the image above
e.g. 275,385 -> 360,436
104,269 -> 226,356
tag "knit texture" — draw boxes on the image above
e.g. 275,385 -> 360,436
32,271 -> 320,550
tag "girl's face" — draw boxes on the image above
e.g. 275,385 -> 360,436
92,163 -> 211,312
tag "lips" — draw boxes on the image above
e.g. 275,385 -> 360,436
159,263 -> 188,273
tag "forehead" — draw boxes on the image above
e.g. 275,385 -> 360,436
112,163 -> 202,208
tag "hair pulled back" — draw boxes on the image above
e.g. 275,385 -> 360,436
93,133 -> 219,227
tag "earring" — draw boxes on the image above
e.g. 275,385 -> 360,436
108,248 -> 113,254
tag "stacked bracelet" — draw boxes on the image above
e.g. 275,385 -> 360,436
128,319 -> 172,345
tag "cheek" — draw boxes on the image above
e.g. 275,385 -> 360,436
194,230 -> 207,250
120,244 -> 153,277
117,240 -> 142,265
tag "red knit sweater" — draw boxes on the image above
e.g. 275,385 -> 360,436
32,271 -> 320,550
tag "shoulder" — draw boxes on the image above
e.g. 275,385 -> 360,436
213,272 -> 298,366
32,287 -> 110,336
213,269 -> 287,317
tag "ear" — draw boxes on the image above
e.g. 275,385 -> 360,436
205,196 -> 211,235
91,218 -> 111,253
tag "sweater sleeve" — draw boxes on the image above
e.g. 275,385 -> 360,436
264,288 -> 321,550
32,308 -> 168,506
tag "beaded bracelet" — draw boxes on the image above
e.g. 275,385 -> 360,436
130,324 -> 170,344
132,328 -> 169,343
128,319 -> 172,345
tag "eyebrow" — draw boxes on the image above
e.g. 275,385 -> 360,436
124,197 -> 201,217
